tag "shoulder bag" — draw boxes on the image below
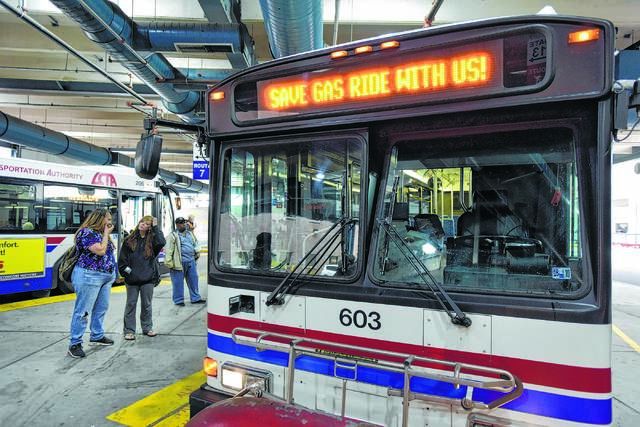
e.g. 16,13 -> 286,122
58,243 -> 79,283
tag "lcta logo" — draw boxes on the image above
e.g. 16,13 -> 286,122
91,173 -> 117,187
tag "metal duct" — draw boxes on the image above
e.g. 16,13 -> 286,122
0,111 -> 206,192
134,22 -> 254,69
176,68 -> 238,82
0,111 -> 111,165
259,0 -> 324,58
49,0 -> 203,123
135,22 -> 242,53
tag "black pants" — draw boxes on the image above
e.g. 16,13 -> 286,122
123,283 -> 154,334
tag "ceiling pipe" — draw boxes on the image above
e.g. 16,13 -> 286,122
259,0 -> 324,58
135,22 -> 241,51
0,110 -> 206,192
198,0 -> 240,24
177,68 -> 238,82
332,0 -> 340,46
0,0 -> 149,105
424,0 -> 445,27
0,77 -> 158,97
134,22 -> 255,68
49,0 -> 203,124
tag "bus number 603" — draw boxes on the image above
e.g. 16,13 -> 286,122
339,308 -> 381,330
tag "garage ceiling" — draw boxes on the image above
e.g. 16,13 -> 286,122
0,0 -> 638,174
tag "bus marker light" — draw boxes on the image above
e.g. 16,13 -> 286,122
330,50 -> 348,59
210,91 -> 225,101
380,41 -> 400,49
568,28 -> 600,44
203,357 -> 218,377
355,46 -> 373,54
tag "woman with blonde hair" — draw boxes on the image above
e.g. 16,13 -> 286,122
68,208 -> 117,358
118,215 -> 165,340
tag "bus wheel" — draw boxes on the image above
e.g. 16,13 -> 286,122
31,289 -> 51,298
57,278 -> 75,294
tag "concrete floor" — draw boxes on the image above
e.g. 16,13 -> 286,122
1,263 -> 639,426
0,253 -> 209,427
0,281 -> 207,426
612,280 -> 640,425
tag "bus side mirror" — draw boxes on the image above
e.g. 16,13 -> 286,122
135,133 -> 163,179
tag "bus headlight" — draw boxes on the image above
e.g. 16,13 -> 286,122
220,362 -> 272,392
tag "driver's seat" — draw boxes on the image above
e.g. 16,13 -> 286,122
457,190 -> 526,237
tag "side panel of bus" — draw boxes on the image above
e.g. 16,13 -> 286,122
0,179 -> 171,296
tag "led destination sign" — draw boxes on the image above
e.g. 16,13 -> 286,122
236,32 -> 549,121
261,52 -> 493,112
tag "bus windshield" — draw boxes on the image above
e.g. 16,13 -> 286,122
373,128 -> 584,296
217,135 -> 362,277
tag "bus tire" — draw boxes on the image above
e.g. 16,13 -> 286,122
57,279 -> 75,294
31,289 -> 51,298
56,276 -> 75,294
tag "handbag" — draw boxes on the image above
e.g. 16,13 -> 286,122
58,244 -> 79,283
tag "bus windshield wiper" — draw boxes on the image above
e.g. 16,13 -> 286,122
378,176 -> 471,327
265,216 -> 356,306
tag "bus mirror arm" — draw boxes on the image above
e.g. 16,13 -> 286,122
613,79 -> 640,131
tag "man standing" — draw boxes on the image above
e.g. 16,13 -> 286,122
165,217 -> 206,306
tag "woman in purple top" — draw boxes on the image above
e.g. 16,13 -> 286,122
67,208 -> 117,359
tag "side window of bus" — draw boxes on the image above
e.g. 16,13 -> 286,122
43,185 -> 119,233
217,136 -> 363,278
373,128 -> 584,297
0,182 -> 40,232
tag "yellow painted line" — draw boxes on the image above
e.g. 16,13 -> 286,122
613,324 -> 640,354
106,370 -> 205,427
154,405 -> 190,427
0,280 -> 171,313
0,293 -> 76,312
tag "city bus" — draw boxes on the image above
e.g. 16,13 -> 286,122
185,15 -> 629,427
0,157 -> 175,297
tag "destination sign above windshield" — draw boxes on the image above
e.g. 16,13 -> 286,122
235,31 -> 549,121
260,51 -> 493,111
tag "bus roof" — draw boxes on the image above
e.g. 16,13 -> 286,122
208,14 -> 612,94
0,157 -> 161,193
207,14 -> 614,136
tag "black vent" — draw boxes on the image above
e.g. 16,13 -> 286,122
175,44 -> 233,54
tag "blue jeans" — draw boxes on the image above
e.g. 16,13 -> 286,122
69,266 -> 116,346
170,259 -> 202,304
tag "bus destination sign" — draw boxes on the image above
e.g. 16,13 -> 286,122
258,48 -> 497,113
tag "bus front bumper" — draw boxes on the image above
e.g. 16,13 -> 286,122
189,384 -> 233,418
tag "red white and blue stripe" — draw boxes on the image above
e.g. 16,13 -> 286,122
206,290 -> 612,426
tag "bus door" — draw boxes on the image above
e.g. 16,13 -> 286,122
118,191 -> 156,241
158,186 -> 177,269
119,188 -> 175,269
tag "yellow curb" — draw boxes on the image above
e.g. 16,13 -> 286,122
0,280 -> 171,313
106,370 -> 204,426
